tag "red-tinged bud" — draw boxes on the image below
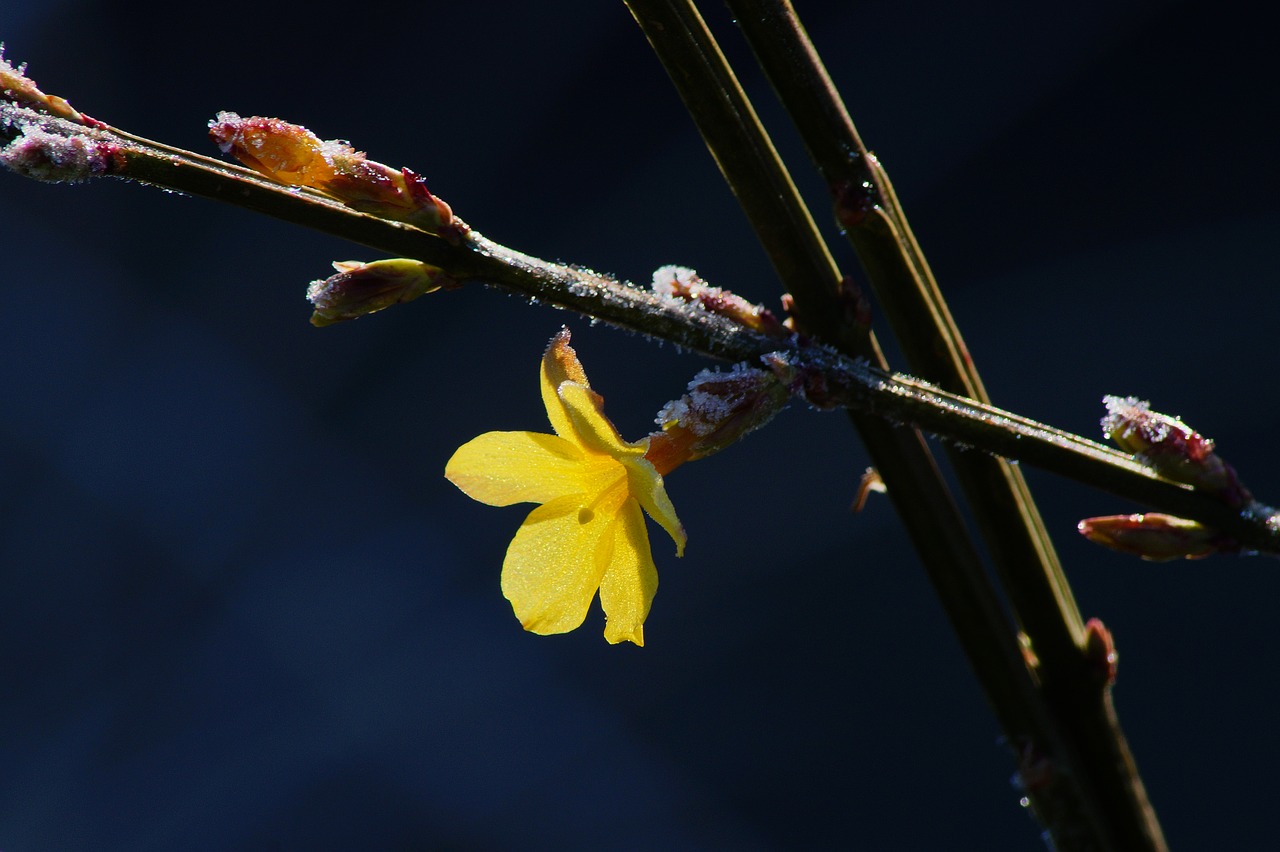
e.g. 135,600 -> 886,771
1,48 -> 85,123
1083,618 -> 1118,688
832,178 -> 875,229
322,157 -> 456,235
208,112 -> 332,185
1077,512 -> 1230,561
645,363 -> 789,474
652,266 -> 787,338
836,275 -> 872,329
1017,632 -> 1040,671
851,467 -> 886,512
778,294 -> 800,333
1102,395 -> 1213,459
306,258 -> 453,326
208,112 -> 462,240
1101,395 -> 1251,506
0,124 -> 123,182
831,157 -> 883,229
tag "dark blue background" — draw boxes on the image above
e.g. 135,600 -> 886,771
3,1 -> 1278,848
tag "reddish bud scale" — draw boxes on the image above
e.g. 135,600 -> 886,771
208,112 -> 461,240
651,265 -> 786,338
1,49 -> 85,123
1083,618 -> 1119,688
851,467 -> 886,513
650,364 -> 790,470
1077,512 -> 1232,561
0,125 -> 124,183
643,427 -> 698,477
761,351 -> 845,410
306,258 -> 452,326
1101,395 -> 1252,506
208,113 -> 329,183
836,275 -> 872,330
831,177 -> 879,229
1017,632 -> 1040,671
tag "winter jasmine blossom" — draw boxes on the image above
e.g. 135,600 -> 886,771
445,328 -> 685,646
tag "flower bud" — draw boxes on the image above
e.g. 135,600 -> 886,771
1102,395 -> 1211,460
208,113 -> 329,184
1082,618 -> 1119,688
306,258 -> 452,326
851,467 -> 886,512
0,124 -> 122,183
1101,396 -> 1250,506
1,48 -> 86,123
208,112 -> 460,239
645,364 -> 789,473
652,265 -> 786,337
1077,512 -> 1228,561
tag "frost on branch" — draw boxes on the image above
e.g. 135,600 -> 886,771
651,265 -> 786,337
0,123 -> 122,183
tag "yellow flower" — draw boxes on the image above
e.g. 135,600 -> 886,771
445,329 -> 686,646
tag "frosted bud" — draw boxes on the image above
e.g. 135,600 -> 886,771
306,258 -> 452,326
1076,512 -> 1228,561
645,364 -> 788,474
0,124 -> 122,182
1102,395 -> 1211,460
209,112 -> 461,240
208,112 -> 330,184
1101,396 -> 1250,506
651,265 -> 786,337
1,47 -> 87,123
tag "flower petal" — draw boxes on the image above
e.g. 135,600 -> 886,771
597,498 -> 659,646
625,457 -> 686,557
445,431 -> 587,506
540,328 -> 596,441
501,492 -> 620,636
558,382 -> 644,460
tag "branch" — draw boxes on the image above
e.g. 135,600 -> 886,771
2,102 -> 1273,550
719,2 -> 1164,847
5,90 -> 1274,850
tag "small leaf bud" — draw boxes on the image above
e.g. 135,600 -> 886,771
1077,512 -> 1229,561
651,265 -> 786,337
1,47 -> 86,123
306,258 -> 452,326
1101,395 -> 1250,506
851,467 -> 885,512
1083,618 -> 1118,688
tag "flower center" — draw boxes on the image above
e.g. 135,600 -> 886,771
577,464 -> 628,525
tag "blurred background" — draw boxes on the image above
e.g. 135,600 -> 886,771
2,1 -> 1277,847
